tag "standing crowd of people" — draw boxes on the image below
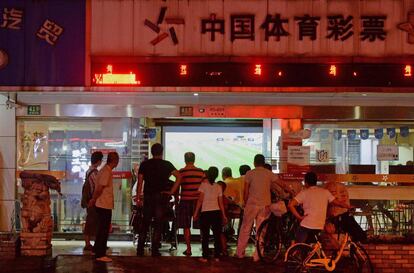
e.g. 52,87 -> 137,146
81,143 -> 365,263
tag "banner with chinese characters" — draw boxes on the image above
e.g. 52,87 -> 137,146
287,145 -> 310,171
0,0 -> 85,85
91,0 -> 414,57
377,145 -> 399,161
17,122 -> 49,170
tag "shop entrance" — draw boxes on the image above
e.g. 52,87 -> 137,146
15,117 -> 274,239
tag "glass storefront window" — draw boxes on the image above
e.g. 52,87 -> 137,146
303,123 -> 414,173
303,122 -> 414,235
17,118 -> 137,234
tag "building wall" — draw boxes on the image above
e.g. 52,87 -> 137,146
91,0 -> 414,57
0,94 -> 16,231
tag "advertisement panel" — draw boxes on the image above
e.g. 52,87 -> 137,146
0,0 -> 85,86
17,122 -> 49,170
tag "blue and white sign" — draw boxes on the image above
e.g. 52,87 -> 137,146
387,128 -> 396,139
347,130 -> 356,140
360,129 -> 369,140
400,127 -> 409,137
374,128 -> 384,139
333,130 -> 342,140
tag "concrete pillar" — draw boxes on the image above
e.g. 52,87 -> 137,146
262,118 -> 272,160
0,94 -> 16,231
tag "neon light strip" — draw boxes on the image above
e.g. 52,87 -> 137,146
94,73 -> 140,85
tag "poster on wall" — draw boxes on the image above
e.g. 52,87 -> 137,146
377,145 -> 399,161
17,123 -> 49,170
287,146 -> 310,173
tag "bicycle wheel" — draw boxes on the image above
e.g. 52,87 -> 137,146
350,243 -> 374,273
281,213 -> 298,249
256,217 -> 281,263
285,244 -> 320,273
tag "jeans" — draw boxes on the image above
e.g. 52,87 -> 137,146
200,210 -> 222,258
95,207 -> 112,258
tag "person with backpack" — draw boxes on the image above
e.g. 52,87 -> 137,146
81,151 -> 103,251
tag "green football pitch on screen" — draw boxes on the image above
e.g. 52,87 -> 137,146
164,129 -> 263,177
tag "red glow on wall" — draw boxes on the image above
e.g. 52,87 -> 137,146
329,65 -> 337,76
94,64 -> 140,85
404,65 -> 412,77
254,64 -> 262,76
180,64 -> 188,76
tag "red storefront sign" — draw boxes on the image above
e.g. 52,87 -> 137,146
112,171 -> 132,179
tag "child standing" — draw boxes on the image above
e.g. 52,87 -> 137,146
193,167 -> 228,262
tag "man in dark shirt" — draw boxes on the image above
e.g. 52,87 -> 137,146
136,143 -> 181,256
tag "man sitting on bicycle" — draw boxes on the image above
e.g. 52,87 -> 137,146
325,180 -> 367,243
288,172 -> 352,244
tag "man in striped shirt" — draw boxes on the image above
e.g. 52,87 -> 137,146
169,152 -> 205,256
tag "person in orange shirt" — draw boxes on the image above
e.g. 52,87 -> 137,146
222,167 -> 244,206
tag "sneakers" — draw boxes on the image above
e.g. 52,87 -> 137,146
96,256 -> 112,263
169,243 -> 177,251
183,250 -> 192,256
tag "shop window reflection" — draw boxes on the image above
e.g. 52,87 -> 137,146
17,119 -> 133,234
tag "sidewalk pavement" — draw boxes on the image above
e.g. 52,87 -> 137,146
1,255 -> 286,273
0,240 -> 352,273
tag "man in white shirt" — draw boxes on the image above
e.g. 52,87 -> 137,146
88,152 -> 119,262
82,151 -> 103,251
236,154 -> 291,261
289,172 -> 351,243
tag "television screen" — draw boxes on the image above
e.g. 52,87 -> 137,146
163,126 -> 263,175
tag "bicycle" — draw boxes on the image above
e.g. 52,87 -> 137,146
284,226 -> 373,273
256,199 -> 299,263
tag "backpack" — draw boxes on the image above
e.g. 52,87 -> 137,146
81,169 -> 98,209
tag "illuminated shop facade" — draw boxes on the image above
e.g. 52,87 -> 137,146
1,0 -> 414,236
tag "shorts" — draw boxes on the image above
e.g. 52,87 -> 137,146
176,200 -> 200,229
295,225 -> 321,244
